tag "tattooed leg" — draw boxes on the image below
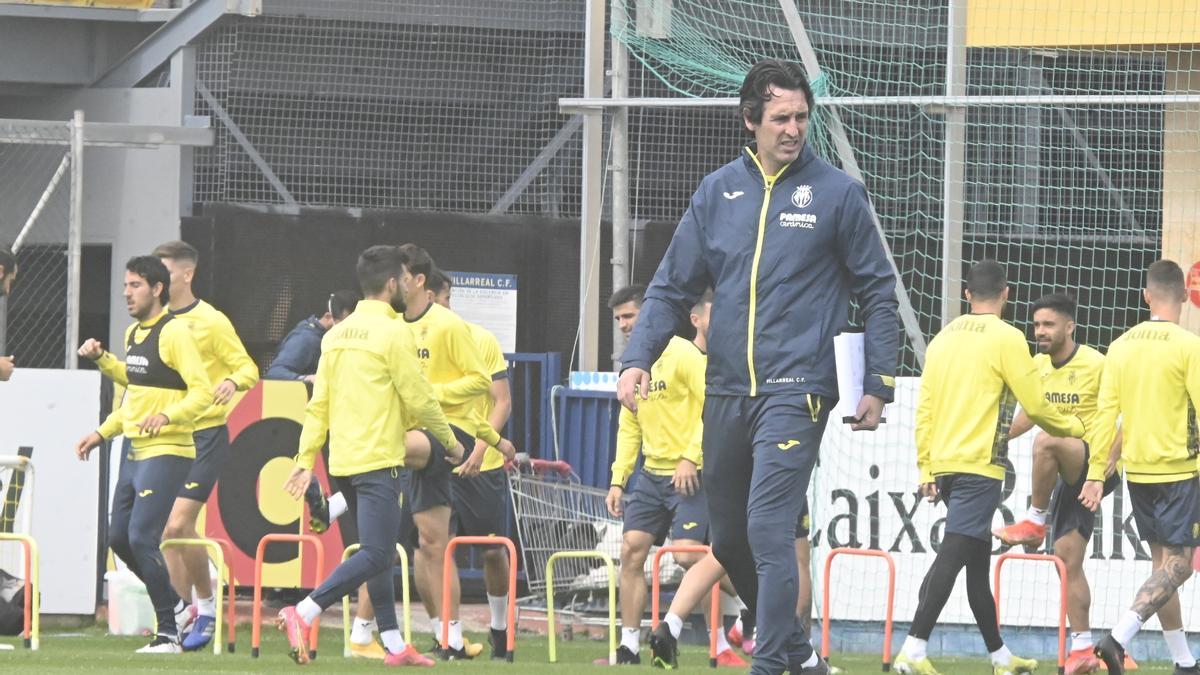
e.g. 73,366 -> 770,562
1131,545 -> 1193,621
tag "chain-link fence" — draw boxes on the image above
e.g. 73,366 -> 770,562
0,117 -> 81,370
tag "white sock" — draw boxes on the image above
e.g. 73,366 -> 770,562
621,626 -> 640,653
1071,630 -> 1093,651
296,596 -> 322,624
488,593 -> 508,631
1164,629 -> 1196,667
902,635 -> 927,661
715,623 -> 732,653
1112,611 -> 1145,647
1026,506 -> 1049,527
990,644 -> 1013,667
351,618 -> 377,645
801,652 -> 818,668
195,595 -> 216,618
664,613 -> 684,639
430,617 -> 441,644
447,620 -> 464,650
173,600 -> 188,620
329,491 -> 348,520
381,628 -> 406,654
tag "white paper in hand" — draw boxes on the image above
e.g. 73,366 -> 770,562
834,332 -> 864,423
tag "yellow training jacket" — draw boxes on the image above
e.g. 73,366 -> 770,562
96,311 -> 213,459
405,302 -> 499,446
915,313 -> 1085,482
1032,344 -> 1108,452
296,300 -> 455,477
611,336 -> 706,489
1088,320 -> 1200,483
98,299 -> 258,431
464,322 -> 510,473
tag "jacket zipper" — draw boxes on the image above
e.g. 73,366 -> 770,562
747,179 -> 773,397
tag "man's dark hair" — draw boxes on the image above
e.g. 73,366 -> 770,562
398,243 -> 435,288
692,288 -> 714,313
1031,293 -> 1076,321
739,59 -> 815,131
127,255 -> 171,304
356,245 -> 410,296
1147,259 -> 1187,303
327,289 -> 360,319
965,260 -> 1007,301
426,268 -> 450,295
151,240 -> 199,265
608,284 -> 646,310
0,247 -> 14,277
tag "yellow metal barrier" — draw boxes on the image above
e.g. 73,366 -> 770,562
159,537 -> 232,655
0,534 -> 39,650
341,543 -> 411,656
545,550 -> 616,664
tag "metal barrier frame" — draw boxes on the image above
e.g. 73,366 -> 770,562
442,535 -> 518,662
545,550 -> 616,663
822,547 -> 896,671
251,533 -> 325,659
994,552 -> 1067,675
0,534 -> 38,650
159,536 -> 236,654
341,543 -> 411,655
650,545 -> 720,668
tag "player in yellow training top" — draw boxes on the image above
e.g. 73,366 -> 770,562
398,243 -> 516,660
275,245 -> 462,667
991,293 -> 1124,674
74,256 -> 213,655
81,240 -> 258,651
1083,260 -> 1200,675
429,270 -> 518,659
896,261 -> 1085,675
604,285 -> 718,665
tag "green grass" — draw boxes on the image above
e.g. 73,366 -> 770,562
0,629 -> 1183,673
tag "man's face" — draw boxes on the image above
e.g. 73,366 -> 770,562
158,257 -> 193,298
613,300 -> 641,339
0,264 -> 15,298
744,86 -> 809,173
124,270 -> 160,321
691,302 -> 712,341
434,287 -> 451,309
1032,307 -> 1073,355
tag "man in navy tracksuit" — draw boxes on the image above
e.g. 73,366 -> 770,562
618,59 -> 899,675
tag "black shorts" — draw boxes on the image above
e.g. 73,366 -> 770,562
1128,477 -> 1200,546
796,501 -> 811,539
935,473 -> 1002,542
1049,442 -> 1121,542
178,425 -> 230,502
407,425 -> 473,514
450,468 -> 510,539
623,470 -> 710,544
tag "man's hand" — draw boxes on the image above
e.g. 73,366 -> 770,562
78,339 -> 104,361
919,481 -> 938,503
457,443 -> 487,477
75,431 -> 103,461
213,378 -> 238,405
284,466 -> 313,500
446,441 -> 466,466
672,459 -> 700,497
605,485 -> 625,518
850,394 -> 885,431
496,437 -> 518,462
0,355 -> 12,382
617,367 -> 651,413
139,413 -> 170,437
301,374 -> 316,384
1078,480 -> 1104,512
